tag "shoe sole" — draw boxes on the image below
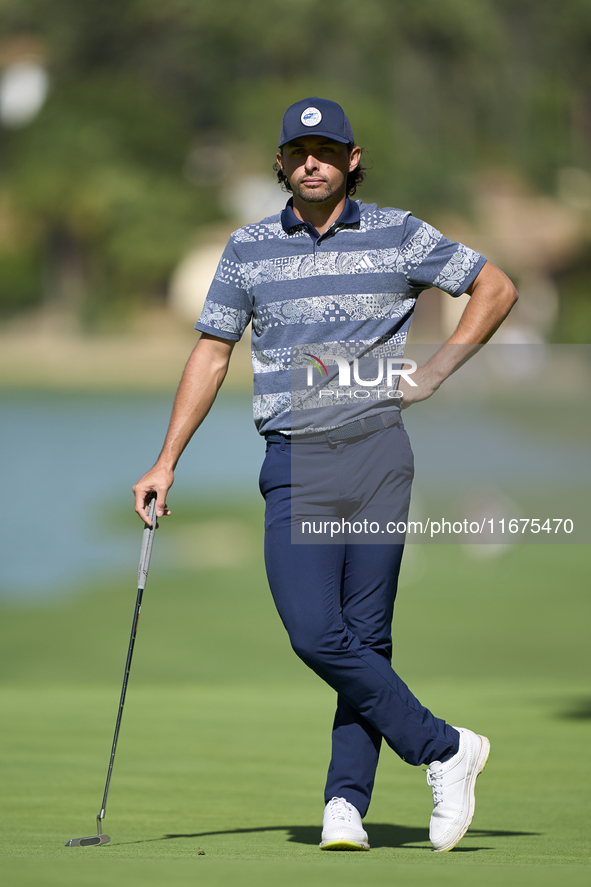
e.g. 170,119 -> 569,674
433,733 -> 491,853
319,840 -> 370,851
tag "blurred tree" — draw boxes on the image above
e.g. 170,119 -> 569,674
4,76 -> 214,327
0,0 -> 589,333
553,251 -> 591,343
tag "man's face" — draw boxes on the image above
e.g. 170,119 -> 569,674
277,136 -> 361,205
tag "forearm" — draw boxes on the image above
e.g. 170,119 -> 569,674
133,333 -> 234,523
155,335 -> 234,471
428,260 -> 518,381
402,261 -> 518,404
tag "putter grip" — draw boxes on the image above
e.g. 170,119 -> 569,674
137,497 -> 157,590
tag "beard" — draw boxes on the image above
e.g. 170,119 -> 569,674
291,178 -> 343,204
293,184 -> 331,203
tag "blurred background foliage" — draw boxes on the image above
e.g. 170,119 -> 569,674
0,0 -> 590,339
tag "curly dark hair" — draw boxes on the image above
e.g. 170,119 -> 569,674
273,146 -> 368,197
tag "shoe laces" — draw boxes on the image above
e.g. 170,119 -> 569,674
327,797 -> 354,822
426,767 -> 443,806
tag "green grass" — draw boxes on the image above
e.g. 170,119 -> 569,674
1,500 -> 590,886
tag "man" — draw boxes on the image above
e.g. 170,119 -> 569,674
133,98 -> 517,852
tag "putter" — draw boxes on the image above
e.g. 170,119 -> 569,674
66,495 -> 158,847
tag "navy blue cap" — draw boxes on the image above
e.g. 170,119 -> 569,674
279,97 -> 355,147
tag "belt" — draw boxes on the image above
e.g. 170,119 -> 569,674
265,410 -> 400,445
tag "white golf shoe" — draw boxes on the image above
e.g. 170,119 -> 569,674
319,797 -> 370,851
426,727 -> 490,852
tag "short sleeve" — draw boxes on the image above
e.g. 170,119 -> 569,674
400,214 -> 487,297
195,236 -> 253,341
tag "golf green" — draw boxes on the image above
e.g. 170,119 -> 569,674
1,501 -> 589,885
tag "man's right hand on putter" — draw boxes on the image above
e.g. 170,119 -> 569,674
133,465 -> 174,527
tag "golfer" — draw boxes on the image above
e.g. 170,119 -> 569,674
134,98 -> 517,852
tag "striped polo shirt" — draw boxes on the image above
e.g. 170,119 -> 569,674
196,198 -> 486,435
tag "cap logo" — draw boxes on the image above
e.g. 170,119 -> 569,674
301,107 -> 322,127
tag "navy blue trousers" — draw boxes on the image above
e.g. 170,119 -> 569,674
259,420 -> 459,817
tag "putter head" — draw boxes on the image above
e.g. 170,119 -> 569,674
65,833 -> 111,847
66,814 -> 110,847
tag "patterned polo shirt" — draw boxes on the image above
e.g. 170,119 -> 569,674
195,198 -> 486,435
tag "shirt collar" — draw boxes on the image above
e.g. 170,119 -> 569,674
280,197 -> 360,235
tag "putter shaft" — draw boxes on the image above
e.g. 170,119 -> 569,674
66,496 -> 157,847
